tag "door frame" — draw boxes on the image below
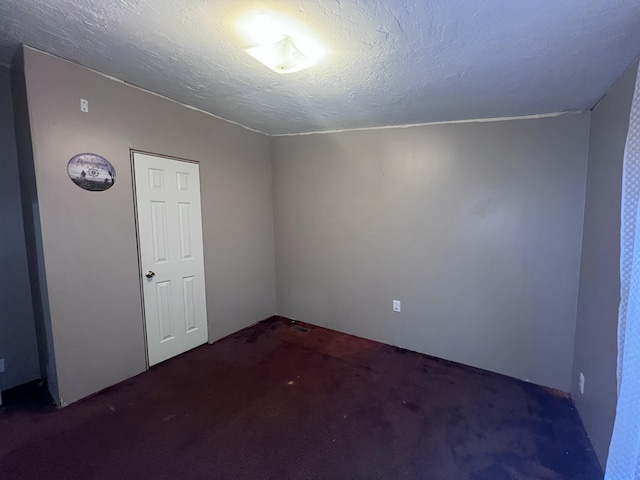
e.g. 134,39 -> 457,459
130,149 -> 204,369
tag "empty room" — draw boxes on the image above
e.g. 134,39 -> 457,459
1,1 -> 640,479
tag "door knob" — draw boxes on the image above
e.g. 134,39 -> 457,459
145,271 -> 155,278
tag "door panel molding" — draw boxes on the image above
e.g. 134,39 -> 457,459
132,151 -> 208,366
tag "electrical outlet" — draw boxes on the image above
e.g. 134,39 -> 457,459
0,358 -> 4,374
579,372 -> 585,394
393,300 -> 401,313
80,98 -> 89,112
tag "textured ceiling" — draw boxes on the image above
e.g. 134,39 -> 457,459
1,1 -> 640,135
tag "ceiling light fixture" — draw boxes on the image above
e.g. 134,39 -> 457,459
237,11 -> 325,74
244,36 -> 314,74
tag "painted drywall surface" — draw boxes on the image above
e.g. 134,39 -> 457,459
572,60 -> 639,465
272,114 -> 590,391
11,53 -> 59,401
21,47 -> 276,405
2,2 -> 640,134
0,66 -> 40,390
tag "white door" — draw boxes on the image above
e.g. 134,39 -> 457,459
133,152 -> 208,366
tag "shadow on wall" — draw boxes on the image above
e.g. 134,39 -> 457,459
0,65 -> 40,392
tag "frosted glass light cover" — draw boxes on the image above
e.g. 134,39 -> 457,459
244,36 -> 315,74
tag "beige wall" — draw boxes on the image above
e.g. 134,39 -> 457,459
572,60 -> 639,465
15,44 -> 624,412
272,114 -> 590,392
18,47 -> 276,405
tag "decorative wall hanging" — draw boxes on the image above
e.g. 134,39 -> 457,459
67,153 -> 116,191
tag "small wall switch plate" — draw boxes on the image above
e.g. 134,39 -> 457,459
579,372 -> 585,394
393,300 -> 401,313
0,358 -> 4,373
80,99 -> 89,112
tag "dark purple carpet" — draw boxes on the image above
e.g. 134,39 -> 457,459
0,316 -> 602,479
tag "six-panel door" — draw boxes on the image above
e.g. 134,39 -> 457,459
133,152 -> 208,366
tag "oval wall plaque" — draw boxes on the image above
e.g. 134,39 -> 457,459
67,153 -> 116,191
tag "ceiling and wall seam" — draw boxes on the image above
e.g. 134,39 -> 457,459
17,47 -> 589,139
19,46 -> 270,137
271,111 -> 588,137
590,54 -> 640,113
